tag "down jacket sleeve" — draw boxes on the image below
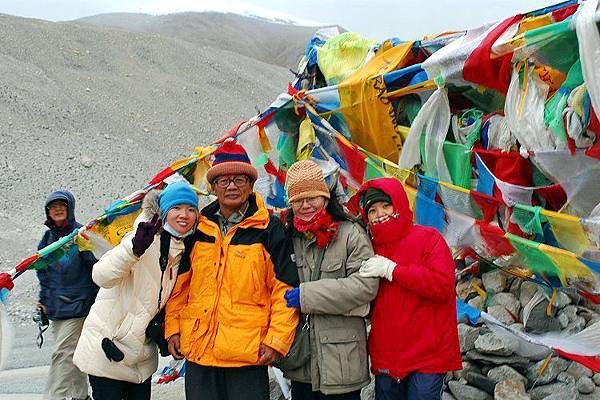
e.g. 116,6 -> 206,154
164,262 -> 192,340
92,232 -> 141,289
300,223 -> 379,315
262,218 -> 299,356
392,231 -> 455,303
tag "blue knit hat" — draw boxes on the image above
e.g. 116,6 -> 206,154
159,180 -> 199,220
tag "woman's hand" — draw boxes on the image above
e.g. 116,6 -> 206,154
132,214 -> 162,257
359,255 -> 396,282
168,334 -> 184,360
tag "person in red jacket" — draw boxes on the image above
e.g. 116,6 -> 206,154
355,177 -> 461,400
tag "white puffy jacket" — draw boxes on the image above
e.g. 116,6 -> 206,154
73,191 -> 187,383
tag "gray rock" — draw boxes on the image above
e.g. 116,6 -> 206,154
526,357 -> 569,385
455,361 -> 482,381
510,323 -> 525,332
442,392 -> 457,400
475,332 -> 519,356
566,362 -> 593,378
458,323 -> 480,353
494,380 -> 530,400
482,270 -> 506,293
580,387 -> 600,400
529,382 -> 578,400
487,365 -> 527,385
563,316 -> 586,335
486,305 -> 514,325
593,372 -> 600,386
558,305 -> 579,323
524,299 -> 561,333
557,313 -> 569,329
464,372 -> 496,394
465,351 -> 531,369
556,371 -> 576,385
519,282 -> 538,307
578,376 -> 595,394
509,278 -> 522,296
80,154 -> 94,168
552,291 -> 572,309
468,296 -> 484,311
490,292 -> 520,315
447,381 -> 491,400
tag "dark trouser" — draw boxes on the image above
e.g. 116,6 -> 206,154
88,375 -> 151,400
291,381 -> 362,400
184,362 -> 269,400
375,373 -> 444,400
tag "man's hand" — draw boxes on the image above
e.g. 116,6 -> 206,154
167,334 -> 184,360
37,303 -> 48,315
257,343 -> 281,366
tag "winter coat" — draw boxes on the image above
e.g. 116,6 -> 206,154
355,178 -> 462,380
284,220 -> 379,395
73,190 -> 187,383
164,193 -> 299,368
36,190 -> 98,320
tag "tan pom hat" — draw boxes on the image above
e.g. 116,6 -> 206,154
286,160 -> 330,203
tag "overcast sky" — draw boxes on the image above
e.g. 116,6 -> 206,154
1,0 -> 560,39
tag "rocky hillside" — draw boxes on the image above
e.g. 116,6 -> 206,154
0,12 -> 310,274
75,12 -> 329,69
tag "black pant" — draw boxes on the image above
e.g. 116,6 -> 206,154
88,375 -> 151,400
185,362 -> 269,400
291,381 -> 362,400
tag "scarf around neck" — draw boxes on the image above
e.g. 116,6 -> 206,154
293,208 -> 339,249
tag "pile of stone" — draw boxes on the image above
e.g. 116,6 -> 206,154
444,270 -> 600,400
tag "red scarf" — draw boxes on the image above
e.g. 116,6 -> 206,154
293,208 -> 339,249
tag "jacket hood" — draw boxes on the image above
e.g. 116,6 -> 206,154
133,189 -> 163,229
45,190 -> 76,227
353,178 -> 413,242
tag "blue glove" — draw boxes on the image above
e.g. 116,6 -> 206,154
284,288 -> 301,309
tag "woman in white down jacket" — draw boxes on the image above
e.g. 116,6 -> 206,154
73,180 -> 199,400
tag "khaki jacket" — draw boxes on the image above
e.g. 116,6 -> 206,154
284,220 -> 379,394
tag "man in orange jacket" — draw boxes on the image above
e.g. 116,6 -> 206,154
165,139 -> 299,400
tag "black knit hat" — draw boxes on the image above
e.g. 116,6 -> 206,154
360,188 -> 392,213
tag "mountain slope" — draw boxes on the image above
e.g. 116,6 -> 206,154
75,12 -> 328,69
0,13 -> 293,268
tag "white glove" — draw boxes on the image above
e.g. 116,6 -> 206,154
359,255 -> 396,282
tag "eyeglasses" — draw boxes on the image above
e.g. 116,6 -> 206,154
48,203 -> 67,210
213,176 -> 249,188
290,197 -> 322,208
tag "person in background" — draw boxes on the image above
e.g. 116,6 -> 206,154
282,160 -> 379,400
165,139 -> 299,400
73,180 -> 199,400
36,190 -> 98,400
355,177 -> 462,400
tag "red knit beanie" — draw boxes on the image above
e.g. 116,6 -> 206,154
206,138 -> 258,183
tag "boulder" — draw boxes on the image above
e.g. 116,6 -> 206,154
447,381 -> 491,400
593,372 -> 600,386
565,361 -> 593,378
464,371 -> 496,394
529,382 -> 578,400
458,323 -> 480,353
494,380 -> 530,400
526,357 -> 569,385
556,371 -> 576,385
474,332 -> 518,356
442,392 -> 456,400
481,271 -> 506,293
577,376 -> 595,394
552,291 -> 572,309
563,316 -> 586,335
465,351 -> 531,369
486,305 -> 514,325
487,365 -> 527,386
523,298 -> 561,333
519,282 -> 538,307
468,296 -> 484,311
490,292 -> 520,315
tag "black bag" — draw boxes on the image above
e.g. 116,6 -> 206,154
273,314 -> 310,371
273,247 -> 325,371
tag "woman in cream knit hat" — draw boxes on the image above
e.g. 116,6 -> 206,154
280,159 -> 379,400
